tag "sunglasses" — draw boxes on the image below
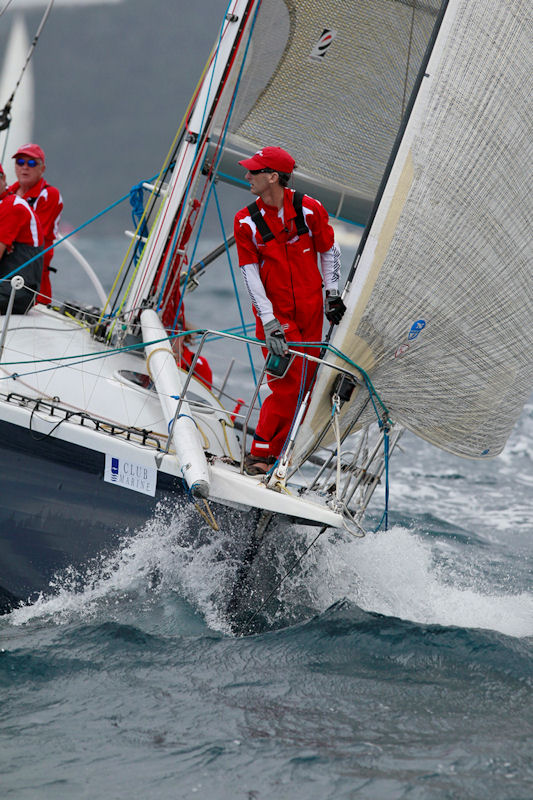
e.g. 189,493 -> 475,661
249,167 -> 275,174
15,157 -> 40,167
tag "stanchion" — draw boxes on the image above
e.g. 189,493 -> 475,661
0,275 -> 25,362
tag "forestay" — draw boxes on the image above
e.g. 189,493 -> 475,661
294,0 -> 533,461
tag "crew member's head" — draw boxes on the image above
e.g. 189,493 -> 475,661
239,146 -> 295,191
12,143 -> 46,191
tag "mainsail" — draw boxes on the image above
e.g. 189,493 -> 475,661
216,0 -> 444,225
294,0 -> 533,461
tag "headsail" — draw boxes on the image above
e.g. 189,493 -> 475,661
294,0 -> 533,462
214,0 -> 444,225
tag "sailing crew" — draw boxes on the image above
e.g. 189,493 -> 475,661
234,146 -> 346,475
0,161 -> 44,314
9,143 -> 63,305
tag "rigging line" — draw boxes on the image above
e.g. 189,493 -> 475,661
0,332 -> 188,374
0,0 -> 55,155
155,8 -> 234,312
401,0 -> 419,117
0,0 -> 14,20
0,326 -> 258,369
212,182 -> 259,387
0,188 -> 135,285
239,525 -> 329,635
168,1 -> 262,330
109,43 -> 220,328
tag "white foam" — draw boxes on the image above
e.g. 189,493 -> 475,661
8,503 -> 239,632
8,507 -> 532,640
298,526 -> 533,639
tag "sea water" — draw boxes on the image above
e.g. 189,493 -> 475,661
1,237 -> 532,799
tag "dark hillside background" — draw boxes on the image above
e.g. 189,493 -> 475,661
0,0 -> 228,231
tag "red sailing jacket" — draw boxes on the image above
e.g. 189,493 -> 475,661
8,177 -> 62,259
9,178 -> 62,303
0,191 -> 43,247
234,188 -> 334,325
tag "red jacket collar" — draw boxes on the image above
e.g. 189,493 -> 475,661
8,177 -> 47,199
256,188 -> 297,221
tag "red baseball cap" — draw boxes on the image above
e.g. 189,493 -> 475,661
12,143 -> 45,164
239,146 -> 295,173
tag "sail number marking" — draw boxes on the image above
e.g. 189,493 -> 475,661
310,29 -> 337,62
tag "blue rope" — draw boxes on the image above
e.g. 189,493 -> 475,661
129,182 -> 149,265
212,183 -> 259,388
170,0 -> 262,332
0,172 -> 162,284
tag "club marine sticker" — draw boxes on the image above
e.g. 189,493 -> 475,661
104,453 -> 157,496
310,29 -> 337,62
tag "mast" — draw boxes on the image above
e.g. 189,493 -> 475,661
122,0 -> 259,326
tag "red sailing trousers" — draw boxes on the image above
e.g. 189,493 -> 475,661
251,298 -> 324,459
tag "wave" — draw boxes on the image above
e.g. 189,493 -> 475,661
6,503 -> 532,641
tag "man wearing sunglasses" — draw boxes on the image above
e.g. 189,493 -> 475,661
234,146 -> 346,475
0,162 -> 44,314
9,143 -> 63,305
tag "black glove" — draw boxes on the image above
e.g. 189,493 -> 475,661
263,318 -> 288,356
325,290 -> 346,325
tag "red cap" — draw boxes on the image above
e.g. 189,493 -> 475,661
0,163 -> 4,176
12,143 -> 45,164
239,146 -> 295,173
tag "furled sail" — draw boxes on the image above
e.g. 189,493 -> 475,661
214,0 -> 444,225
294,0 -> 533,461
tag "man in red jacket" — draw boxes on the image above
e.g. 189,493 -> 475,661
9,143 -> 63,305
0,162 -> 43,313
234,146 -> 346,475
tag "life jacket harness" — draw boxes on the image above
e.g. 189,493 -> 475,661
247,191 -> 309,244
23,180 -> 52,208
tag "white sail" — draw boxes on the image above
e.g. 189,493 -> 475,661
0,16 -> 34,180
294,0 -> 533,462
214,0 -> 443,225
